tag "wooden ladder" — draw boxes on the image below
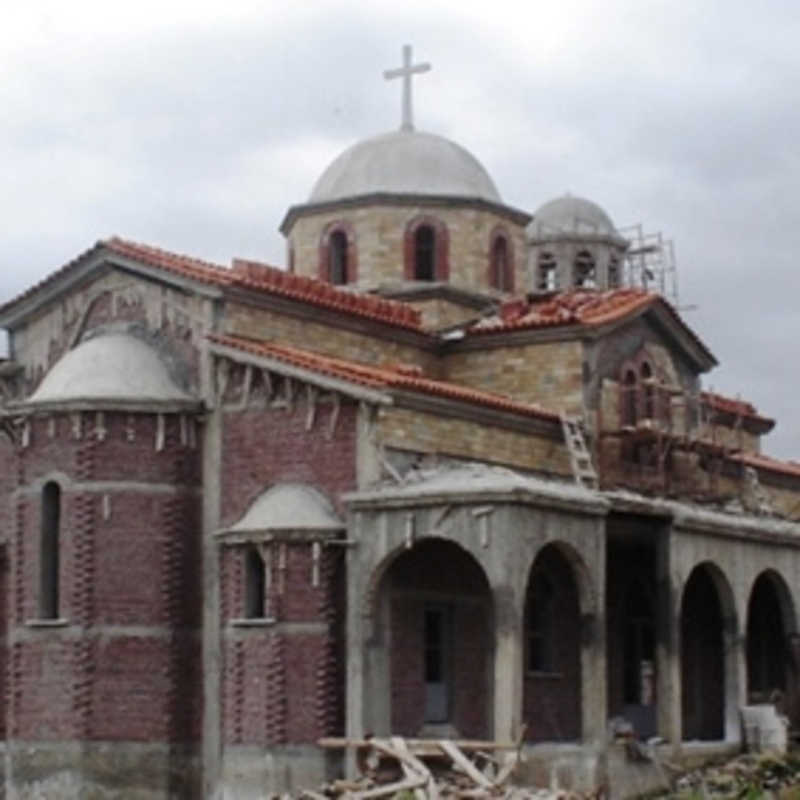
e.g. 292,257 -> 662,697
561,414 -> 599,490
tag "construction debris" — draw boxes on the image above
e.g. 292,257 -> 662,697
260,734 -> 605,799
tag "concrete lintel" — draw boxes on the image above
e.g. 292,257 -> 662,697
7,398 -> 202,414
345,486 -> 609,517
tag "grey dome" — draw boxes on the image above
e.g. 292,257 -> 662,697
310,130 -> 501,203
529,195 -> 617,238
225,484 -> 343,533
28,334 -> 193,406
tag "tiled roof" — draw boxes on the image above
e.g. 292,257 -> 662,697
209,333 -> 560,423
470,288 -> 658,333
229,258 -> 420,329
701,391 -> 774,426
731,452 -> 800,480
0,238 -> 422,331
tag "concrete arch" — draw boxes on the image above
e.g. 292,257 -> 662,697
367,536 -> 495,738
679,560 -> 739,742
746,568 -> 797,635
524,538 -> 597,618
746,569 -> 797,703
363,533 -> 492,634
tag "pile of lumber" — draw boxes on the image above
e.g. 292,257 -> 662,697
270,735 -> 600,799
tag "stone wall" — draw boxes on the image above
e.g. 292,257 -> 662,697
224,301 -> 440,377
443,340 -> 584,415
376,405 -> 571,477
287,203 -> 527,294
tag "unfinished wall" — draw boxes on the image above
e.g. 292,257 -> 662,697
8,411 -> 202,797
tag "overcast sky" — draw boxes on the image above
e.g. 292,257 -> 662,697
3,0 -> 799,457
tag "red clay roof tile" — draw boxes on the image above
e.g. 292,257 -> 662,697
209,333 -> 559,423
0,238 -> 422,331
230,258 -> 420,329
473,288 -> 657,333
731,452 -> 800,480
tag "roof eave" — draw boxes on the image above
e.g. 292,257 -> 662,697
280,193 -> 532,234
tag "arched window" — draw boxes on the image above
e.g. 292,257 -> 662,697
40,482 -> 61,619
328,231 -> 348,285
622,369 -> 638,427
244,546 -> 266,619
574,251 -> 596,288
641,362 -> 655,419
414,225 -> 435,281
404,217 -> 449,282
319,223 -> 357,285
608,256 -> 620,288
489,233 -> 514,291
537,252 -> 557,291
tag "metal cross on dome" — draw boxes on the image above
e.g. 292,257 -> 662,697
383,45 -> 431,132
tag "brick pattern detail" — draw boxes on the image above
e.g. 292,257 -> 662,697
314,548 -> 343,736
266,633 -> 288,744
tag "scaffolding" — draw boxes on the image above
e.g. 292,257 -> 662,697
616,224 -> 680,308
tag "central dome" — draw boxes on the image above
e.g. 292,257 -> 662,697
309,130 -> 501,204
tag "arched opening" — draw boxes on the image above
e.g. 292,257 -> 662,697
537,252 -> 557,291
523,544 -> 582,741
244,546 -> 266,619
40,481 -> 61,620
377,539 -> 492,738
746,571 -> 792,702
681,564 -> 727,740
328,230 -> 349,285
490,235 -> 513,291
414,225 -> 436,281
574,251 -> 596,288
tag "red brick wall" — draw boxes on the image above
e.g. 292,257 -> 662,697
8,412 -> 202,744
219,400 -> 355,746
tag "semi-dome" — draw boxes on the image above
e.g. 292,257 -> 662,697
529,194 -> 617,238
309,129 -> 501,204
27,333 -> 194,407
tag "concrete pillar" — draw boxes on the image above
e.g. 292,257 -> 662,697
655,531 -> 681,751
492,589 -> 523,743
581,526 -> 607,747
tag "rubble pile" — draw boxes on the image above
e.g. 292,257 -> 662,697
663,752 -> 800,799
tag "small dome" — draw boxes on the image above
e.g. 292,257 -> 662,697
529,195 -> 617,238
310,129 -> 501,204
225,484 -> 343,533
28,334 -> 193,406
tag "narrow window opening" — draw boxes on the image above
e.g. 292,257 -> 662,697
328,230 -> 348,285
490,236 -> 512,291
622,369 -> 638,427
608,256 -> 620,288
641,362 -> 655,419
40,482 -> 60,620
537,253 -> 557,291
574,251 -> 596,288
414,225 -> 436,281
244,546 -> 266,619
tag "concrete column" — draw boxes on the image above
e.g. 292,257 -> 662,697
724,612 -> 745,744
201,406 -> 223,798
492,588 -> 523,743
656,530 -> 681,751
581,524 -> 607,747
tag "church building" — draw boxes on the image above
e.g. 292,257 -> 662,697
0,47 -> 799,798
